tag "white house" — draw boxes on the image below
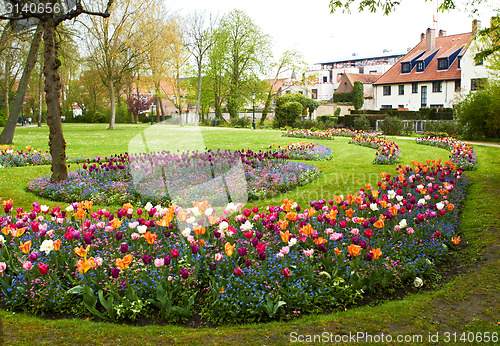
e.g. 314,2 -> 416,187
373,20 -> 494,111
285,50 -> 406,102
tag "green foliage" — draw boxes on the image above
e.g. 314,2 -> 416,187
380,116 -> 404,135
230,116 -> 251,128
334,107 -> 341,116
352,81 -> 364,110
332,92 -> 352,104
424,121 -> 461,137
455,82 -> 500,139
353,115 -> 370,131
274,93 -> 308,127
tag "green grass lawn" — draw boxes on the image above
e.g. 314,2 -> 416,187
0,124 -> 499,345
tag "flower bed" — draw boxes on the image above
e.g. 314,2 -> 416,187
350,135 -> 402,165
0,146 -> 51,168
0,160 -> 467,323
28,149 -> 320,206
415,137 -> 477,171
282,129 -> 336,140
267,142 -> 333,161
282,129 -> 382,140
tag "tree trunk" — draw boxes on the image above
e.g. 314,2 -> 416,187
196,65 -> 202,120
159,96 -> 164,120
0,24 -> 43,144
43,20 -> 68,182
108,78 -> 116,129
260,91 -> 272,125
38,63 -> 43,127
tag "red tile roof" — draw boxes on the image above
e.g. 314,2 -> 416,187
374,32 -> 472,85
346,73 -> 381,84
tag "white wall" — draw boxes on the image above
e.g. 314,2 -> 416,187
375,81 -> 458,110
460,45 -> 491,93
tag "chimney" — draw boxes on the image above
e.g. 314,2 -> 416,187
472,19 -> 481,35
426,28 -> 436,51
421,33 -> 425,41
438,29 -> 446,37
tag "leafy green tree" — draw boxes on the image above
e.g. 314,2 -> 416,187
211,10 -> 271,119
274,93 -> 312,127
455,81 -> 500,139
353,115 -> 370,131
352,81 -> 364,110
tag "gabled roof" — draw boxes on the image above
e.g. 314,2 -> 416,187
374,32 -> 472,85
345,73 -> 381,84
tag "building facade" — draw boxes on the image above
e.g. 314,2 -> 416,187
374,20 -> 493,111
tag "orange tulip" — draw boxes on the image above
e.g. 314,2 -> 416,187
370,248 -> 382,260
348,244 -> 362,257
53,239 -> 62,251
176,210 -> 188,222
285,212 -> 297,222
365,183 -> 372,191
280,230 -> 290,243
372,190 -> 379,198
111,218 -> 122,229
281,199 -> 294,212
346,208 -> 354,218
373,219 -> 385,229
451,236 -> 460,245
208,215 -> 218,225
334,247 -> 343,256
334,195 -> 343,204
122,203 -> 133,211
10,227 -> 26,237
306,208 -> 316,217
75,208 -> 86,220
447,203 -> 455,211
299,223 -> 314,236
325,209 -> 338,220
156,216 -> 171,227
379,200 -> 387,209
193,225 -> 206,236
143,231 -> 157,244
381,182 -> 386,190
224,242 -> 235,257
1,225 -> 11,236
77,257 -> 95,274
278,219 -> 289,230
74,245 -> 90,258
199,239 -> 206,246
389,206 -> 398,216
19,240 -> 32,254
380,172 -> 387,179
313,237 -> 327,245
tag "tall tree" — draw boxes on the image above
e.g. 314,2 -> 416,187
260,49 -> 305,124
0,23 -> 42,144
185,10 -> 217,122
216,10 -> 271,119
0,0 -> 114,181
84,0 -> 155,130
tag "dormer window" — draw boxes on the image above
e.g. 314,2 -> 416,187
437,58 -> 448,70
401,62 -> 411,73
416,61 -> 424,72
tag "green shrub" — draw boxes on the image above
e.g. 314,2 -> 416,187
334,107 -> 341,116
274,94 -> 304,128
230,117 -> 251,128
455,82 -> 500,139
380,116 -> 403,135
353,115 -> 370,131
352,81 -> 364,110
424,121 -> 460,137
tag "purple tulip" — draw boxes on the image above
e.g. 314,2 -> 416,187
111,267 -> 120,279
120,243 -> 128,253
180,267 -> 189,279
141,254 -> 152,265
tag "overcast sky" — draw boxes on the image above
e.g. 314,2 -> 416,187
166,0 -> 497,65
